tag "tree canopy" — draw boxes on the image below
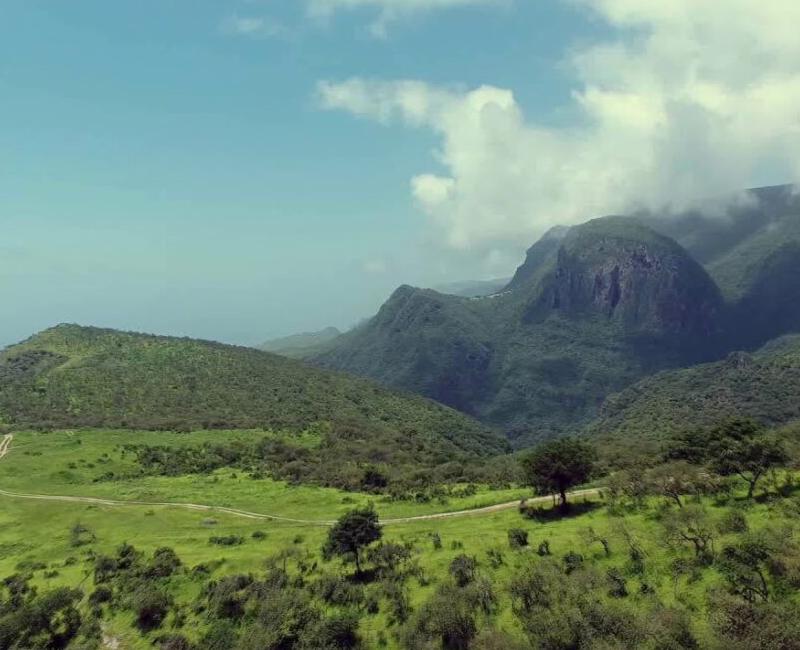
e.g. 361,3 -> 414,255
322,506 -> 382,575
519,438 -> 596,509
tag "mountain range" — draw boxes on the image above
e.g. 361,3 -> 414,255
315,185 -> 800,447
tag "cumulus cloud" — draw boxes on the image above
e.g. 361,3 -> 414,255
307,0 -> 505,37
318,0 -> 800,252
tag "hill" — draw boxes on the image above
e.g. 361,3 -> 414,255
257,326 -> 342,359
0,325 -> 507,461
316,217 -> 725,446
586,334 -> 800,461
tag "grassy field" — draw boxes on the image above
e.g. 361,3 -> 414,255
0,430 -> 530,520
1,429 -> 797,649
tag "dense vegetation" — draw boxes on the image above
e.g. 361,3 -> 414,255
0,325 -> 507,462
1,420 -> 799,649
122,429 -> 518,494
588,335 -> 800,462
316,186 -> 800,447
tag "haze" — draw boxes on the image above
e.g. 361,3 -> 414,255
3,0 -> 799,349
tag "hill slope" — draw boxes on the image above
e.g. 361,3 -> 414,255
257,326 -> 342,359
0,325 -> 507,458
586,334 -> 800,460
317,217 -> 725,446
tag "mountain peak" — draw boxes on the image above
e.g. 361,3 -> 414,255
524,217 -> 723,337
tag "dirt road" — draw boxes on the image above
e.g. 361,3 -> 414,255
0,434 -> 600,526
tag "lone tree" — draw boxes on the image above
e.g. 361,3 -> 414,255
323,506 -> 382,575
520,438 -> 596,510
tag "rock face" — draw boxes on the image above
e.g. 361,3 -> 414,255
525,218 -> 722,337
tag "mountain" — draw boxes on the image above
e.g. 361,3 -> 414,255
587,334 -> 800,463
649,185 -> 800,349
316,217 -> 726,447
0,324 -> 507,458
258,326 -> 342,359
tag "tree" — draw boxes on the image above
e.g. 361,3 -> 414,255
322,506 -> 382,575
644,461 -> 714,508
706,419 -> 789,499
520,438 -> 596,510
661,505 -> 715,563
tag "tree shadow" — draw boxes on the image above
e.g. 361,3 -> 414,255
519,500 -> 602,522
347,568 -> 379,585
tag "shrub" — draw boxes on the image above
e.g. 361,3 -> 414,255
508,528 -> 529,549
562,551 -> 584,575
718,509 -> 749,534
209,535 -> 244,547
449,554 -> 478,587
134,587 -> 172,632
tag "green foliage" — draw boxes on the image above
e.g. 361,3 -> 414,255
670,419 -> 789,498
322,506 -> 382,574
0,325 -> 506,461
520,437 -> 596,507
591,340 -> 800,461
507,528 -> 528,549
448,554 -> 478,587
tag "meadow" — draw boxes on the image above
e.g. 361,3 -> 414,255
1,429 -> 798,649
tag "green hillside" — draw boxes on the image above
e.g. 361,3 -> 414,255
587,335 -> 800,461
317,217 -> 725,447
0,325 -> 507,462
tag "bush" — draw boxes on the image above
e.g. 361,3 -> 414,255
209,535 -> 244,547
313,575 -> 364,607
508,528 -> 529,549
718,509 -> 749,534
562,551 -> 584,575
449,554 -> 478,587
88,585 -> 113,607
134,587 -> 172,632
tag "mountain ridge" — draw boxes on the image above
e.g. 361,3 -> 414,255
316,187 -> 800,447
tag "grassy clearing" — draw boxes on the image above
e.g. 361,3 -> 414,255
0,430 -> 529,520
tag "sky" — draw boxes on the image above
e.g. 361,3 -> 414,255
2,1 -> 800,348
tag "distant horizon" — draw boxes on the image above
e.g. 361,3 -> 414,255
4,2 -> 799,349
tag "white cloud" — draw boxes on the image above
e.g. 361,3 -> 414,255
318,0 -> 800,253
307,0 -> 505,37
220,14 -> 286,38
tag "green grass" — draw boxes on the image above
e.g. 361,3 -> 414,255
2,429 -> 798,649
0,430 -> 529,521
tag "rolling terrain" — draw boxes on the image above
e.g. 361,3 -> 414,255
0,325 -> 509,493
316,186 -> 800,447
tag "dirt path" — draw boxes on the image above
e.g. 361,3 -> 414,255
0,434 -> 600,526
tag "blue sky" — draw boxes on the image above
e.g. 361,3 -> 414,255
3,1 -> 799,347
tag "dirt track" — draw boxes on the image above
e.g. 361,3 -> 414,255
0,434 -> 600,526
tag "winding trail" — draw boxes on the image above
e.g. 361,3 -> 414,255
0,434 -> 600,526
